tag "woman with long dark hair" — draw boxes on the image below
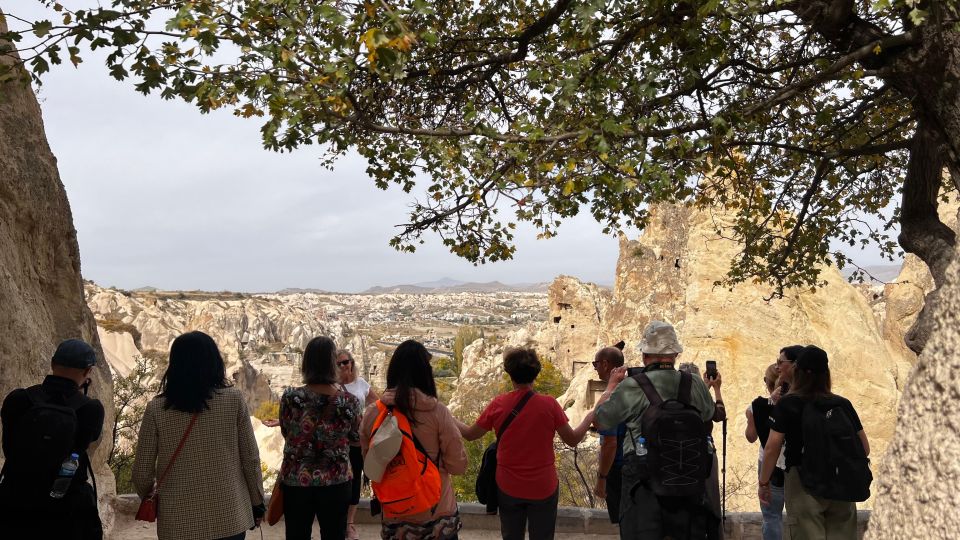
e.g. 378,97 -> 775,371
758,346 -> 871,540
336,349 -> 379,540
132,331 -> 265,540
279,336 -> 362,540
359,340 -> 468,540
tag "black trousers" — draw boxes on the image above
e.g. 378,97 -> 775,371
619,455 -> 708,540
283,482 -> 351,540
349,445 -> 363,505
605,462 -> 623,524
497,487 -> 559,540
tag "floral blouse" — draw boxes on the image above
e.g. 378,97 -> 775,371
279,386 -> 362,487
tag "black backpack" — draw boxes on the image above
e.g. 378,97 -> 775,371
799,396 -> 872,502
475,391 -> 534,513
2,386 -> 86,497
633,371 -> 712,497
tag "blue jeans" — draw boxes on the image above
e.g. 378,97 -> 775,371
759,461 -> 785,540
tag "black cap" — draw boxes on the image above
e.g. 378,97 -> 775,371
797,345 -> 828,374
52,339 -> 97,369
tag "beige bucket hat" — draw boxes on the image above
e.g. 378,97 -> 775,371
363,412 -> 403,482
638,321 -> 683,355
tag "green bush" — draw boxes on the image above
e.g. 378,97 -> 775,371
254,400 -> 280,421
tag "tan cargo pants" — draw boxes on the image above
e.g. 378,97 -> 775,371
783,468 -> 857,540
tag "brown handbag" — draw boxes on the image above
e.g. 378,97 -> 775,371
266,479 -> 284,526
136,413 -> 200,522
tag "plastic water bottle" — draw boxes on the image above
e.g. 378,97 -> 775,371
636,437 -> 648,457
50,453 -> 80,499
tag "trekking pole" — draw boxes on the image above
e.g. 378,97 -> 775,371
721,418 -> 727,526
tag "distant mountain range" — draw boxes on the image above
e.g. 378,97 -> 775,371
362,278 -> 551,294
839,264 -> 903,283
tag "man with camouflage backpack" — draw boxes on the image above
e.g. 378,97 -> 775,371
596,321 -> 716,540
0,338 -> 106,539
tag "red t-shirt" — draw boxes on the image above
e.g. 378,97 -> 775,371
476,389 -> 568,500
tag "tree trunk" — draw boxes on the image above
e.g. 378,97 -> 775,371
864,14 -> 960,540
887,19 -> 960,355
898,120 -> 956,353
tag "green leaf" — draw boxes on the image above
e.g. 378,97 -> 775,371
909,8 -> 928,26
32,20 -> 53,38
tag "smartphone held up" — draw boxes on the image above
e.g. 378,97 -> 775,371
705,360 -> 718,381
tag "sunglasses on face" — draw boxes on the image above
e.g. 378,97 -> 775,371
592,360 -> 602,368
337,360 -> 351,367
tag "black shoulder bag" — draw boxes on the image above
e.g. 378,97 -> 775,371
475,391 -> 534,514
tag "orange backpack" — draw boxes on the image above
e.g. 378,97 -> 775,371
369,401 -> 442,518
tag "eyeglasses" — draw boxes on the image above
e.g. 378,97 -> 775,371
337,360 -> 351,367
776,359 -> 795,365
592,360 -> 602,368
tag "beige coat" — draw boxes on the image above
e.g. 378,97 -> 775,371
132,387 -> 265,540
360,389 -> 468,523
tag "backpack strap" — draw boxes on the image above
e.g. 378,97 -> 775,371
677,371 -> 693,405
632,373 -> 663,406
406,430 -> 439,469
496,390 -> 534,439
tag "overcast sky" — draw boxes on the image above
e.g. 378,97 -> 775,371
28,35 -> 898,293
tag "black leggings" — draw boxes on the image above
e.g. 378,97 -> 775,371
349,445 -> 363,505
283,482 -> 351,540
497,487 -> 559,540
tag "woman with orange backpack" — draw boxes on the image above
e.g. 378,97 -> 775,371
360,340 -> 468,540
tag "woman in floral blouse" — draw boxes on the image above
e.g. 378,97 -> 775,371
280,336 -> 362,540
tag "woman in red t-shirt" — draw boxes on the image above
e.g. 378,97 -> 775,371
457,348 -> 596,540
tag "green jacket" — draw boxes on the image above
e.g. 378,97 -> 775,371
596,363 -> 716,455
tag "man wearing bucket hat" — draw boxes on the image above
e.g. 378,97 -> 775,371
0,338 -> 106,539
596,321 -> 716,540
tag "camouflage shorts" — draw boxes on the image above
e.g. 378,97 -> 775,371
380,512 -> 462,540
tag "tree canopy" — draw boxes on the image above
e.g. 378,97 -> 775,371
2,0 -> 959,303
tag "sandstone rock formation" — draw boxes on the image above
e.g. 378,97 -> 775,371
85,283 -> 332,409
553,204 -> 915,511
542,276 -> 611,379
98,327 -> 140,377
252,418 -> 284,486
0,34 -> 115,528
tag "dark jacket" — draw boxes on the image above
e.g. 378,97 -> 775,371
1,375 -> 105,487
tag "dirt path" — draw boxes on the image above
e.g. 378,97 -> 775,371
110,516 -> 615,539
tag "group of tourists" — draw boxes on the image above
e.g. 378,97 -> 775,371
0,320 -> 872,540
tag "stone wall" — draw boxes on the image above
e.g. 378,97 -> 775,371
0,23 -> 116,529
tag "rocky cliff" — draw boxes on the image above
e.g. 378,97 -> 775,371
544,204 -> 916,511
86,284 -> 344,410
0,31 -> 116,528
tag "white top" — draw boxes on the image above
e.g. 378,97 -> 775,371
345,377 -> 371,405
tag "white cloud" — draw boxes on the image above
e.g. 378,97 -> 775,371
34,59 -> 626,292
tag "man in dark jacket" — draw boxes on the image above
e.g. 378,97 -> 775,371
0,338 -> 106,539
